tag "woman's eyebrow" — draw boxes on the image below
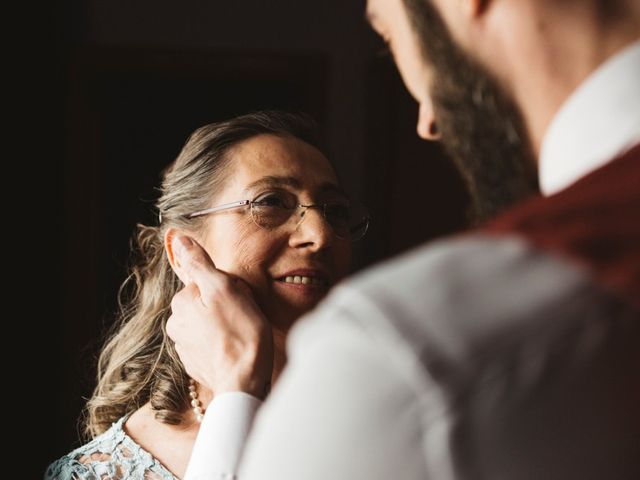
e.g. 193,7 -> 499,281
245,176 -> 302,192
244,177 -> 347,197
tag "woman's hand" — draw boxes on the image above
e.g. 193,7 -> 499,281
167,235 -> 273,400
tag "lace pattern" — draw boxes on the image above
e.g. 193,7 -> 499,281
45,416 -> 177,479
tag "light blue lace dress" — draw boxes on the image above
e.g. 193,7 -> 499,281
45,416 -> 178,479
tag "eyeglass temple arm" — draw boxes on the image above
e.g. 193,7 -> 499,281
186,200 -> 251,219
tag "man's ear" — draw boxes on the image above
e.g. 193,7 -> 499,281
463,0 -> 490,17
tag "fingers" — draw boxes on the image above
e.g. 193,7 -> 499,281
172,235 -> 231,306
172,337 -> 206,386
170,283 -> 200,316
172,235 -> 256,307
166,242 -> 274,396
167,284 -> 206,347
171,235 -> 211,281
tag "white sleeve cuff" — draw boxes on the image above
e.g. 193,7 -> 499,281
184,391 -> 262,480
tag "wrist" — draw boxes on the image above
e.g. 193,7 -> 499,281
219,373 -> 271,399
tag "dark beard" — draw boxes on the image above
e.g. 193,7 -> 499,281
402,0 -> 539,223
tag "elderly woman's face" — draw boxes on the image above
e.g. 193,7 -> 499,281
198,134 -> 352,330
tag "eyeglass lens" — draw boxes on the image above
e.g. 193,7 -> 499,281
249,191 -> 369,241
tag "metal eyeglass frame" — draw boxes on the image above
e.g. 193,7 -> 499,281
184,199 -> 369,241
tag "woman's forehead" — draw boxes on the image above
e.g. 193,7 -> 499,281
227,134 -> 338,190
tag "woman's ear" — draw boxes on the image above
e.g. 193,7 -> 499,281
164,228 -> 179,269
164,228 -> 193,284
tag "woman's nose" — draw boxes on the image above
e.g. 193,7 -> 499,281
288,207 -> 333,251
417,101 -> 441,140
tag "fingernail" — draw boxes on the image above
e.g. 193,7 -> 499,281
173,236 -> 193,257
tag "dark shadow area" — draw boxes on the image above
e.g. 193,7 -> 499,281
363,55 -> 469,263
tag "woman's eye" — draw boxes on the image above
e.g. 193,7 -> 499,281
253,193 -> 291,208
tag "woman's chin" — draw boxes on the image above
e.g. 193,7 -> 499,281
268,281 -> 329,328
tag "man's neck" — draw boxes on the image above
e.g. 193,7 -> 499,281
506,1 -> 640,157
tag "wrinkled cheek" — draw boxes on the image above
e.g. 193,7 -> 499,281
218,220 -> 261,274
233,232 -> 275,310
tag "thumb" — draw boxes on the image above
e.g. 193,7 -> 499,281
172,235 -> 224,300
171,235 -> 196,284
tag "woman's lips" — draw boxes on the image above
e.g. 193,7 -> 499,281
273,269 -> 330,286
272,270 -> 331,296
273,279 -> 329,297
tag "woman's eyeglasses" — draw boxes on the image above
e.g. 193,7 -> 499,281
184,190 -> 370,242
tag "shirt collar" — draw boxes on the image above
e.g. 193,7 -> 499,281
539,40 -> 640,196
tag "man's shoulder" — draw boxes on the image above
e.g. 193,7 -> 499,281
484,143 -> 640,309
291,229 -> 636,407
321,233 -> 600,375
345,232 -> 586,321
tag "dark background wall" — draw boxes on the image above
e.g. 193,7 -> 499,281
34,0 -> 469,477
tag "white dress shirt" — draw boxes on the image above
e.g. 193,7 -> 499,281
539,40 -> 640,195
185,40 -> 640,480
184,392 -> 261,480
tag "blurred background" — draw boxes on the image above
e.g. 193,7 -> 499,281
34,0 -> 469,476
